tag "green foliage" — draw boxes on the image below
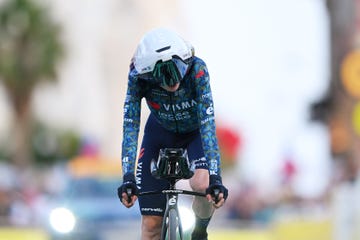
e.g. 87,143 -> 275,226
0,138 -> 11,162
31,122 -> 82,166
0,122 -> 82,166
0,0 -> 64,166
0,0 -> 63,95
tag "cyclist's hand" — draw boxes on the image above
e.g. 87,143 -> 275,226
205,175 -> 228,208
117,173 -> 138,208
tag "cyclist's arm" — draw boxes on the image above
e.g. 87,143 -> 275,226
121,68 -> 142,176
193,60 -> 221,176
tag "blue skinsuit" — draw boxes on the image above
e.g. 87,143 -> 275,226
121,56 -> 221,215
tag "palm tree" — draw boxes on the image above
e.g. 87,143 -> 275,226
0,0 -> 63,167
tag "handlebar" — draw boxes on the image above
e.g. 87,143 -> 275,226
126,188 -> 133,204
213,189 -> 220,204
139,189 -> 206,197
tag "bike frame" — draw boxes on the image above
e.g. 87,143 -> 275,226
140,178 -> 205,240
163,180 -> 183,240
136,148 -> 206,240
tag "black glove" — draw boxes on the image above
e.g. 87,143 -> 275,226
205,175 -> 228,203
117,172 -> 138,203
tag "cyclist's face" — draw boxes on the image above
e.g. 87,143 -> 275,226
160,82 -> 180,92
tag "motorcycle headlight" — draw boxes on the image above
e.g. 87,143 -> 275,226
49,207 -> 76,234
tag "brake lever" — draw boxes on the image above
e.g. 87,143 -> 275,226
126,188 -> 132,204
213,189 -> 220,204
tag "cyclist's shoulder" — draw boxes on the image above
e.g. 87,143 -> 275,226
190,56 -> 207,69
189,56 -> 207,72
128,66 -> 153,92
187,57 -> 209,84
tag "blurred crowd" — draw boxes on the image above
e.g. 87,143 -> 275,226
0,150 -> 356,227
0,143 -> 359,240
0,162 -> 66,227
0,1 -> 359,240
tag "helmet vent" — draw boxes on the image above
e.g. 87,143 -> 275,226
156,46 -> 171,53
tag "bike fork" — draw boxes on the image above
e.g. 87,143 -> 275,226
162,193 -> 183,240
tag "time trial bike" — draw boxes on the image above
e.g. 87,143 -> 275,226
134,148 -> 218,240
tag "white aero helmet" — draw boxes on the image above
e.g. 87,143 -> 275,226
132,28 -> 194,86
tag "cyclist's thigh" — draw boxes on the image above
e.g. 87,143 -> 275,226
141,215 -> 162,233
185,130 -> 208,170
190,169 -> 209,191
136,115 -> 173,216
183,132 -> 209,191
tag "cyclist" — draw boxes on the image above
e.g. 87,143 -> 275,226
117,28 -> 228,240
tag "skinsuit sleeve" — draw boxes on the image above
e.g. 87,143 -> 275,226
121,66 -> 142,176
192,60 -> 222,176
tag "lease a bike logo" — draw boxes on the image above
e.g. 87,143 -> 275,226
206,104 -> 214,115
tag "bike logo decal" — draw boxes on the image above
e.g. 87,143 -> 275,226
169,196 -> 177,206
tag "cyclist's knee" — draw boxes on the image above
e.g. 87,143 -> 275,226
141,215 -> 162,238
190,169 -> 209,192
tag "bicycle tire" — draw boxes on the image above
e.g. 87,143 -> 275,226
168,208 -> 179,240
